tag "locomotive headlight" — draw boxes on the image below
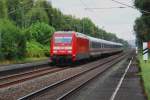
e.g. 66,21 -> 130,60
65,47 -> 72,50
54,47 -> 60,50
53,51 -> 57,53
68,51 -> 72,53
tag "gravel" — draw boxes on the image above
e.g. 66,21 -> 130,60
0,54 -> 121,100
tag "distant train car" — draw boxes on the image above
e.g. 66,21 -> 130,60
50,31 -> 122,62
89,36 -> 122,57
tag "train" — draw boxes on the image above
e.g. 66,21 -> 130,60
50,31 -> 123,62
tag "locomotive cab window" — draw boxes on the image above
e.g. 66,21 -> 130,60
55,37 -> 72,43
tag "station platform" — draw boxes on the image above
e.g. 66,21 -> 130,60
66,57 -> 146,100
0,60 -> 49,72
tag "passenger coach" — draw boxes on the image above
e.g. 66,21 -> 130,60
50,31 -> 122,62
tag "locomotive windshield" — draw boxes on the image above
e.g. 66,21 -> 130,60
55,37 -> 72,43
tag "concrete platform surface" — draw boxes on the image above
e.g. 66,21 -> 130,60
65,58 -> 146,100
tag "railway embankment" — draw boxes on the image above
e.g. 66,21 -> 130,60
139,57 -> 150,100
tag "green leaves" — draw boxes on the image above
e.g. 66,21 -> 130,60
0,19 -> 26,60
26,0 -> 49,26
134,0 -> 150,47
0,0 -> 128,60
26,41 -> 46,57
135,0 -> 150,13
0,0 -> 8,19
25,22 -> 55,45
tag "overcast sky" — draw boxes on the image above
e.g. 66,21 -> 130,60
48,0 -> 141,41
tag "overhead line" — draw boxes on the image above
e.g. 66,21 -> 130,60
8,2 -> 33,15
111,0 -> 150,14
85,6 -> 126,10
79,0 -> 93,12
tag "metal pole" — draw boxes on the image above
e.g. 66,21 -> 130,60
51,14 -> 53,27
0,32 -> 1,56
0,32 -> 1,48
22,4 -> 24,28
83,20 -> 84,33
0,32 -> 1,59
20,2 -> 24,28
102,26 -> 104,39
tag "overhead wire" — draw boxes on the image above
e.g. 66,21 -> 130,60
7,1 -> 34,15
79,0 -> 106,37
79,0 -> 93,12
85,6 -> 126,10
111,0 -> 150,14
79,0 -> 99,22
7,1 -> 53,15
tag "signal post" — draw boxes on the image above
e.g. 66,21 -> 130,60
143,42 -> 150,63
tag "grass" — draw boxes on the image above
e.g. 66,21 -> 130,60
0,57 -> 48,66
139,56 -> 150,100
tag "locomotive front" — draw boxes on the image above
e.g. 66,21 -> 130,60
50,32 -> 74,62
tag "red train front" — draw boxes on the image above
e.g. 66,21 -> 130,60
50,31 -> 90,62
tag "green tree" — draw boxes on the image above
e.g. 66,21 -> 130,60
26,0 -> 49,26
0,19 -> 26,60
25,22 -> 55,45
40,0 -> 54,25
50,8 -> 64,30
134,0 -> 150,48
0,0 -> 8,18
7,0 -> 34,27
81,17 -> 95,35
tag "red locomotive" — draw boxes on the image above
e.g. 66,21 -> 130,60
50,31 -> 122,62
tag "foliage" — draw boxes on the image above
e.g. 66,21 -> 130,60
135,0 -> 150,13
80,17 -> 95,35
0,0 -> 8,18
0,19 -> 26,60
26,41 -> 49,57
26,0 -> 49,26
0,0 -> 128,61
25,22 -> 55,45
7,0 -> 34,27
134,0 -> 150,48
139,56 -> 150,100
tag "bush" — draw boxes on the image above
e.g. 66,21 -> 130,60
25,22 -> 55,45
0,19 -> 26,60
26,41 -> 49,57
43,45 -> 50,57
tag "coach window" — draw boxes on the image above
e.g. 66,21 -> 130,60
97,42 -> 99,48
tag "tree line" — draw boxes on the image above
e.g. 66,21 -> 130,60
0,0 -> 128,60
134,0 -> 150,49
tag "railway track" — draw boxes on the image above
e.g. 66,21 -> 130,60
18,53 -> 127,100
0,66 -> 68,88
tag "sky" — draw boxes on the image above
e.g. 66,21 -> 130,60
48,0 -> 141,41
